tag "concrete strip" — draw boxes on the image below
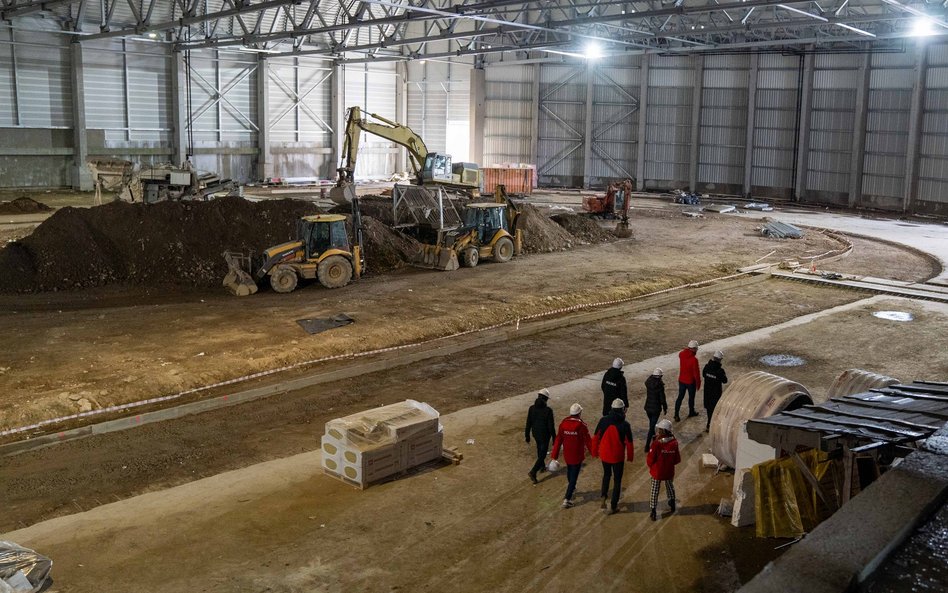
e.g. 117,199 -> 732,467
0,274 -> 767,456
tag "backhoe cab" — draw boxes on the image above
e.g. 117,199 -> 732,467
454,203 -> 518,268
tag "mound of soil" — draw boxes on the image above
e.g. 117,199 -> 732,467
551,214 -> 617,244
357,217 -> 421,273
517,204 -> 575,253
332,195 -> 395,226
0,197 -> 52,215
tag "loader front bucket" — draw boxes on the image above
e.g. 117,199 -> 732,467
222,251 -> 259,296
411,244 -> 459,271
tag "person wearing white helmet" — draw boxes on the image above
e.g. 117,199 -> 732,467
551,403 -> 592,509
600,357 -> 628,416
643,368 -> 667,452
525,388 -> 556,484
592,398 -> 635,515
702,350 -> 729,433
646,418 -> 681,521
674,339 -> 702,422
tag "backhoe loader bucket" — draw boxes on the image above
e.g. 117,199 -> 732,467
411,244 -> 459,271
222,251 -> 258,296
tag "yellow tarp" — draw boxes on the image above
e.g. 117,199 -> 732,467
753,449 -> 835,538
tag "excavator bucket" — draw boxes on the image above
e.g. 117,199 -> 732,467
329,183 -> 357,205
411,244 -> 459,271
222,251 -> 258,296
614,218 -> 633,239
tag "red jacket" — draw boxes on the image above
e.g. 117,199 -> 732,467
552,416 -> 592,465
591,412 -> 635,463
678,348 -> 702,388
646,436 -> 681,480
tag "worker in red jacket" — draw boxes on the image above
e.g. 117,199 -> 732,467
592,398 -> 635,515
551,403 -> 592,509
675,339 -> 702,422
646,418 -> 681,521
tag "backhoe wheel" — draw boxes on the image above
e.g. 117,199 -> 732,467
269,266 -> 298,293
318,255 -> 353,289
493,236 -> 514,263
462,247 -> 479,268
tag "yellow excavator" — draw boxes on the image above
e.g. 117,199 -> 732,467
330,106 -> 480,203
222,198 -> 365,296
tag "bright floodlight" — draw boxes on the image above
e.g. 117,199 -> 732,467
585,42 -> 603,60
912,17 -> 936,37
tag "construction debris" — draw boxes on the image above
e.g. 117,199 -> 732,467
321,400 -> 445,489
704,204 -> 736,214
0,541 -> 52,593
87,159 -> 237,204
673,189 -> 702,205
296,314 -> 355,335
744,202 -> 774,211
761,219 -> 804,239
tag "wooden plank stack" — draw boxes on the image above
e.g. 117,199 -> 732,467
321,400 -> 443,489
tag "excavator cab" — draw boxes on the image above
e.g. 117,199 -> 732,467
422,152 -> 454,183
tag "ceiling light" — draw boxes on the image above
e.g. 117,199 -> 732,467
147,32 -> 158,39
584,42 -> 603,59
911,17 -> 937,37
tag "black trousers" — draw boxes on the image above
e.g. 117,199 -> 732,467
706,401 -> 718,429
645,411 -> 660,451
530,440 -> 549,475
675,382 -> 697,416
600,461 -> 625,510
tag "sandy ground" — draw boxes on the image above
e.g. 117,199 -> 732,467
1,209 -> 897,429
5,296 -> 946,593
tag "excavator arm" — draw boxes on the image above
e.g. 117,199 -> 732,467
337,106 -> 430,186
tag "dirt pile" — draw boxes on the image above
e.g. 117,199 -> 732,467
517,204 -> 575,253
331,195 -> 395,226
0,197 -> 52,215
551,214 -> 617,244
358,217 -> 421,272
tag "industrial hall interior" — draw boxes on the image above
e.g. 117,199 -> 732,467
1,0 -> 948,591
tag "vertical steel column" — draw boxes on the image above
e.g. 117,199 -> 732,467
903,45 -> 928,214
636,54 -> 649,190
689,55 -> 704,192
330,62 -> 344,179
743,54 -> 759,198
122,39 -> 131,141
847,53 -> 871,208
256,55 -> 272,181
216,50 -> 222,142
10,32 -> 21,126
582,61 -> 595,188
69,40 -> 93,190
469,66 -> 486,167
794,52 -> 815,202
396,61 -> 409,172
530,63 -> 541,166
171,51 -> 188,166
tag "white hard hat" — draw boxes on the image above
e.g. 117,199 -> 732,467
688,340 -> 699,349
656,419 -> 673,431
538,388 -> 551,398
652,368 -> 663,376
569,403 -> 583,416
713,350 -> 724,360
612,357 -> 624,369
611,398 -> 626,410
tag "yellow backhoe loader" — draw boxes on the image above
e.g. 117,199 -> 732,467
222,199 -> 365,296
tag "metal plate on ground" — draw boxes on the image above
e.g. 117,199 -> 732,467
296,313 -> 355,335
872,311 -> 914,322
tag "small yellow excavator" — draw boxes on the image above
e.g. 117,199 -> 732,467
222,199 -> 365,296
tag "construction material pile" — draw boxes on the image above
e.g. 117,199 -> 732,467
551,213 -> 618,244
761,219 -> 804,239
517,203 -> 576,253
0,197 -> 52,215
0,197 -> 415,293
321,400 -> 444,489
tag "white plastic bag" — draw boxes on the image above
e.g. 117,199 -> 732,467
547,459 -> 560,472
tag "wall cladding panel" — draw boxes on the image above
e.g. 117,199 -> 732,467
483,64 -> 534,165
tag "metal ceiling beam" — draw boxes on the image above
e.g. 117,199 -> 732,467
269,25 -> 508,57
338,38 -> 571,63
1,0 -> 81,20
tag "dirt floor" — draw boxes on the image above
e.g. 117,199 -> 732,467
4,296 -> 946,593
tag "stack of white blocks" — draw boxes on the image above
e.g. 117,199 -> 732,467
321,399 -> 443,489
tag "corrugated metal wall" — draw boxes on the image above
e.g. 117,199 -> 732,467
483,64 -> 534,166
698,54 -> 748,193
588,57 -> 640,186
343,62 -> 398,178
645,55 -> 694,188
919,44 -> 948,211
807,54 -> 859,201
406,61 -> 471,162
751,54 -> 799,194
862,52 -> 914,205
267,56 -> 333,178
537,63 -> 587,186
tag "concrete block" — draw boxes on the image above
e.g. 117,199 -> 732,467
702,453 -> 719,467
735,422 -> 775,470
731,468 -> 756,528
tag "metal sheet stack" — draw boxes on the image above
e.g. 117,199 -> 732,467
321,400 -> 443,489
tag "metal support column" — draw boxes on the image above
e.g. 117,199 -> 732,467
469,66 -> 486,167
689,55 -> 704,192
582,61 -> 595,189
636,54 -> 649,191
794,52 -> 815,202
396,61 -> 409,172
530,64 -> 541,167
69,41 -> 93,191
743,54 -> 759,198
847,53 -> 871,208
256,55 -> 272,181
903,45 -> 928,214
171,51 -> 188,166
330,63 -> 344,179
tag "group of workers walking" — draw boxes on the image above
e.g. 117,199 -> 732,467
524,340 -> 728,519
